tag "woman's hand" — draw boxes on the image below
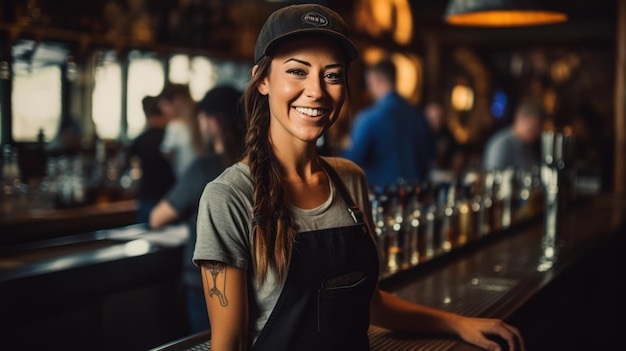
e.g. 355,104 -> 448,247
452,315 -> 525,351
370,288 -> 525,351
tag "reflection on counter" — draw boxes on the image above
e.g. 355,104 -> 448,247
0,223 -> 190,351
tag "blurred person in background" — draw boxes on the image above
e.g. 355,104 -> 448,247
128,96 -> 175,224
424,101 -> 466,178
342,58 -> 434,186
482,98 -> 545,170
149,85 -> 245,334
158,83 -> 205,179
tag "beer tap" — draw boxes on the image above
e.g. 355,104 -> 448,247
539,130 -> 566,271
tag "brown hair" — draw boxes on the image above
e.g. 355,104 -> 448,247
242,56 -> 296,286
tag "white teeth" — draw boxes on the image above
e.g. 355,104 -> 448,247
295,107 -> 324,117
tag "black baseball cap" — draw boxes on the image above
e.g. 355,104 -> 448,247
254,4 -> 359,64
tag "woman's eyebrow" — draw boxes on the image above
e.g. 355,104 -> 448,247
284,58 -> 310,66
283,58 -> 343,70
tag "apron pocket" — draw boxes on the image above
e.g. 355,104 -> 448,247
317,271 -> 370,336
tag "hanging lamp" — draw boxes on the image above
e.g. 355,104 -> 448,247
444,0 -> 568,27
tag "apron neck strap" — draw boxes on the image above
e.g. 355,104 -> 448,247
319,158 -> 364,224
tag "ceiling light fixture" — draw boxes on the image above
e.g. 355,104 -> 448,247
444,0 -> 568,27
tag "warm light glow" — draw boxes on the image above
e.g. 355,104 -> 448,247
543,89 -> 557,115
371,0 -> 393,31
550,54 -> 580,83
362,47 -> 388,66
391,52 -> 422,105
446,10 -> 567,27
451,85 -> 474,111
356,0 -> 413,45
392,0 -> 412,45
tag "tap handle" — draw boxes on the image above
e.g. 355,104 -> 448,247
541,131 -> 555,166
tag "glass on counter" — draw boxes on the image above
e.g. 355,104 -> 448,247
369,166 -> 545,278
0,140 -> 141,218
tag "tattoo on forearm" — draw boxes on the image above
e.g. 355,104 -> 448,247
204,262 -> 229,307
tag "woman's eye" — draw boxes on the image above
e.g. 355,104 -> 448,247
287,69 -> 306,77
325,72 -> 344,83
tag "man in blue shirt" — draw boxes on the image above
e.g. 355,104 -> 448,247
343,58 -> 433,186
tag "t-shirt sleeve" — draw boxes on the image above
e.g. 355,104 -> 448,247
193,180 -> 251,270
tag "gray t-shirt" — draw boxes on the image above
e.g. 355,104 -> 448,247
193,157 -> 374,343
483,127 -> 539,170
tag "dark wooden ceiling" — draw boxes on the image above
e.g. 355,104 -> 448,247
0,0 -> 620,58
0,0 -> 623,46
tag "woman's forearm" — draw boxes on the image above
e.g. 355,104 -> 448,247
369,288 -> 462,335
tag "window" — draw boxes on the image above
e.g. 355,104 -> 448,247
168,54 -> 218,101
127,51 -> 165,139
169,54 -> 190,85
168,53 -> 249,103
11,40 -> 65,142
12,65 -> 62,142
92,60 -> 122,140
189,56 -> 217,101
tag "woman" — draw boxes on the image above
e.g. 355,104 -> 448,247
194,4 -> 525,351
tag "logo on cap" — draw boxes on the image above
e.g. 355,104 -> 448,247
301,12 -> 328,27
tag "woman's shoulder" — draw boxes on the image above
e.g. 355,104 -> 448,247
205,162 -> 253,193
321,157 -> 366,183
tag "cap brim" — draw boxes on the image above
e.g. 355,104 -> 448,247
259,28 -> 359,64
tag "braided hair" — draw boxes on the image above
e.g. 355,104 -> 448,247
242,57 -> 296,286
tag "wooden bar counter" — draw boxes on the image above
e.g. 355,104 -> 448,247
1,221 -> 190,351
151,195 -> 626,351
0,199 -> 138,246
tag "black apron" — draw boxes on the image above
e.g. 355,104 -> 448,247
251,159 -> 379,351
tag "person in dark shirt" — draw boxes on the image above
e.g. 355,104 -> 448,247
149,85 -> 245,334
129,95 -> 176,224
342,58 -> 434,186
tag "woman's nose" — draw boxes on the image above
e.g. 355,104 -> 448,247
304,77 -> 323,99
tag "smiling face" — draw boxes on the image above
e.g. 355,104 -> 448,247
256,35 -> 347,150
